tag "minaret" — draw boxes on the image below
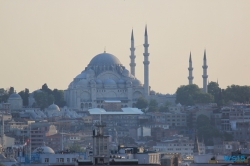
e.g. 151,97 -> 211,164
202,50 -> 208,93
188,52 -> 194,85
143,26 -> 150,96
193,130 -> 200,155
130,29 -> 136,76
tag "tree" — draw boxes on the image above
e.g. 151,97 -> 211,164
148,99 -> 158,112
223,85 -> 250,104
69,143 -> 84,152
194,93 -> 214,104
34,91 -> 49,110
0,88 -> 9,102
208,82 -> 223,106
53,89 -> 66,107
175,84 -> 214,105
8,87 -> 14,95
196,115 -> 221,146
135,97 -> 148,111
159,101 -> 172,112
18,88 -> 29,106
0,162 -> 4,166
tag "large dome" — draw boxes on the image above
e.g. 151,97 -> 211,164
89,53 -> 121,66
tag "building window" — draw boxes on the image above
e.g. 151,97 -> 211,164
56,158 -> 59,162
45,158 -> 49,163
60,158 -> 64,162
72,158 -> 76,162
67,158 -> 70,162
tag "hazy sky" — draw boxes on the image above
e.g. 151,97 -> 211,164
0,0 -> 250,94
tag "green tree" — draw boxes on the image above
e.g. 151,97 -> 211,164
34,91 -> 49,110
148,99 -> 158,112
8,87 -> 14,95
0,88 -> 9,102
69,143 -> 84,152
196,115 -> 221,146
194,93 -> 214,104
53,89 -> 66,107
135,96 -> 148,111
208,82 -> 223,106
159,101 -> 172,112
175,84 -> 214,105
18,88 -> 29,106
0,162 -> 4,166
223,85 -> 250,104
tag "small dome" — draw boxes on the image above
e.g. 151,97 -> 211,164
77,79 -> 89,87
132,79 -> 142,86
122,69 -> 129,77
75,71 -> 87,79
104,78 -> 117,88
9,93 -> 22,99
48,103 -> 60,111
33,145 -> 55,154
118,79 -> 125,88
96,79 -> 103,88
118,79 -> 125,84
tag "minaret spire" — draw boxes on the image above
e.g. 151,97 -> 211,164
143,25 -> 150,96
130,29 -> 136,76
193,130 -> 200,155
188,52 -> 194,85
202,49 -> 208,93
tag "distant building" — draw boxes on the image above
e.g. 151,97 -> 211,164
8,93 -> 23,110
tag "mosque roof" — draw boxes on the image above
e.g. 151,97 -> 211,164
89,53 -> 121,66
9,93 -> 22,99
88,107 -> 143,115
48,103 -> 60,111
33,145 -> 55,154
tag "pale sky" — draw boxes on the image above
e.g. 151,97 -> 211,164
0,0 -> 250,94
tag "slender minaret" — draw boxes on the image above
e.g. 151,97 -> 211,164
188,52 -> 194,85
143,26 -> 150,96
130,29 -> 136,76
202,50 -> 208,93
193,130 -> 200,155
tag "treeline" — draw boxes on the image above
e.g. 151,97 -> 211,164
135,97 -> 171,112
0,84 -> 66,110
176,82 -> 250,106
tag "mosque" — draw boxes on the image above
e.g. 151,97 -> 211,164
64,27 -> 210,111
64,27 -> 159,110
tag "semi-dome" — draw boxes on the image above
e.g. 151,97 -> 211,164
77,79 -> 89,87
104,78 -> 117,88
118,79 -> 125,88
48,103 -> 60,111
89,53 -> 121,66
132,79 -> 142,86
33,145 -> 55,154
75,71 -> 87,79
96,79 -> 103,88
9,93 -> 22,99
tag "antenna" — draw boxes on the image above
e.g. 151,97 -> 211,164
104,47 -> 106,53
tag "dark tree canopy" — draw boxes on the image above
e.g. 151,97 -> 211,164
208,82 -> 224,106
223,85 -> 250,104
175,84 -> 214,105
159,101 -> 172,112
18,88 -> 29,106
196,114 -> 233,145
0,88 -> 9,102
148,99 -> 159,112
135,96 -> 148,111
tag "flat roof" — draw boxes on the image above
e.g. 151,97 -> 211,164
104,100 -> 121,103
88,107 -> 143,115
